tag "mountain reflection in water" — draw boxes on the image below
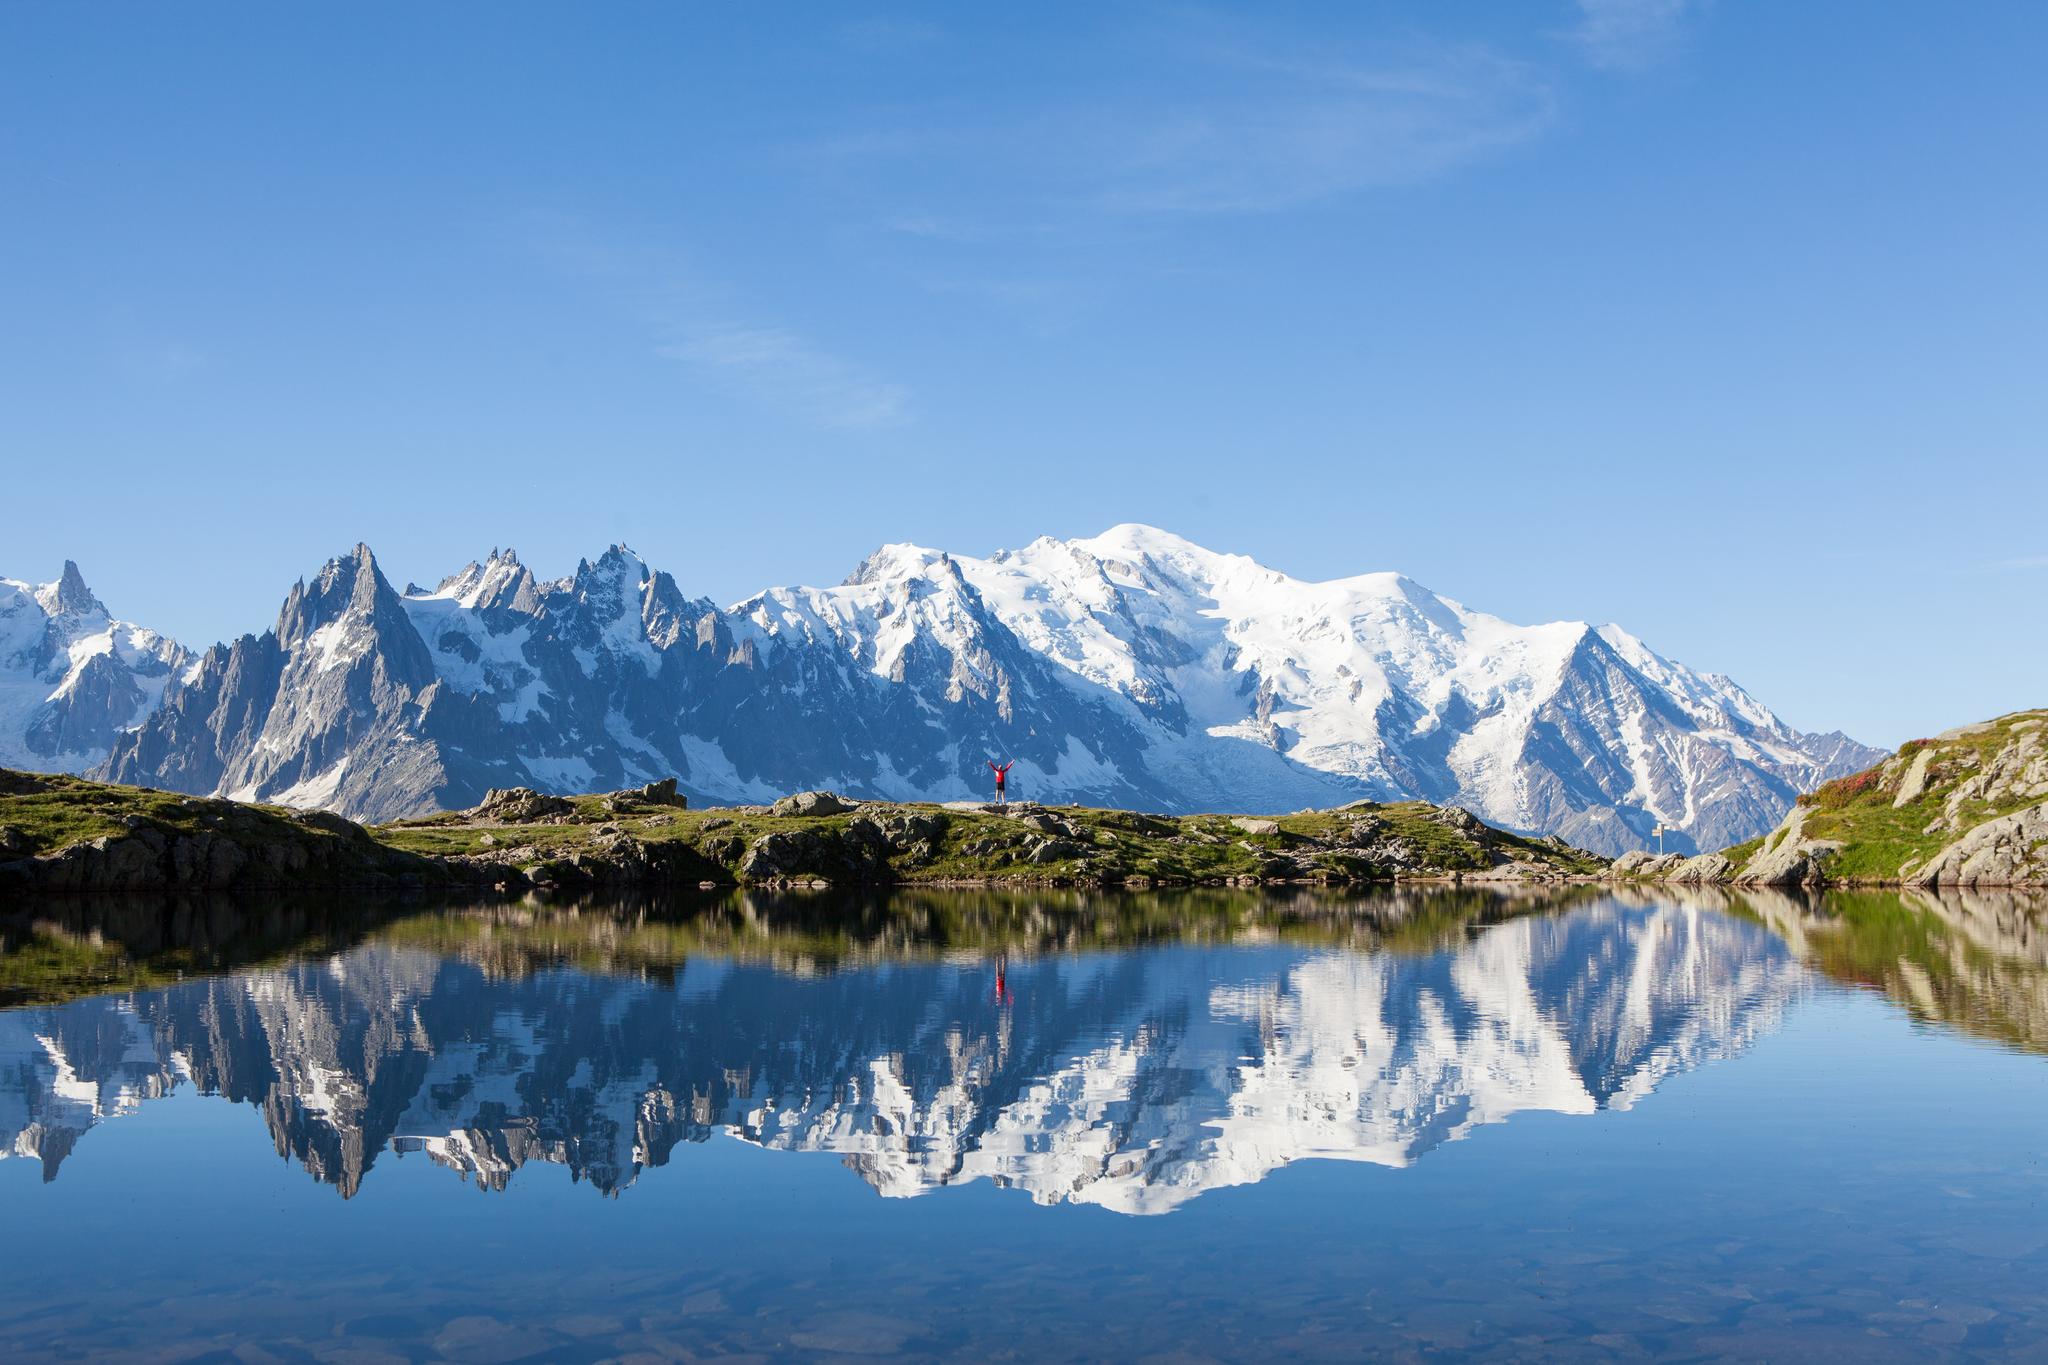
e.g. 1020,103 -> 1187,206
2,886 -> 2040,1214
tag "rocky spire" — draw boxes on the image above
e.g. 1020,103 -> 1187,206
50,560 -> 104,616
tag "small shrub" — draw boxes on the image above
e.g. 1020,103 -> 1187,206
1800,769 -> 1882,810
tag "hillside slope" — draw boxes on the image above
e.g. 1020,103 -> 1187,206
0,768 -> 1606,894
1619,710 -> 2048,886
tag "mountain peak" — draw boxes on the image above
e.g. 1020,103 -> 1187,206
1077,523 -> 1211,561
47,560 -> 105,617
24,525 -> 1881,851
425,547 -> 540,611
844,541 -> 947,587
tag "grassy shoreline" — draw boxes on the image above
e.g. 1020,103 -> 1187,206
1,769 -> 1609,896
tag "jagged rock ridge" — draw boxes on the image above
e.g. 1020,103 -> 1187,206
9,530 -> 1881,852
0,563 -> 189,772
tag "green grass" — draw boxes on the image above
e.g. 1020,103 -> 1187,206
1718,834 -> 1767,868
1781,709 -> 2046,881
5,766 -> 1607,892
0,770 -> 365,859
377,796 -> 1603,888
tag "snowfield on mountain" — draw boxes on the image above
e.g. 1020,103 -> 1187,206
0,563 -> 190,775
4,527 -> 1879,853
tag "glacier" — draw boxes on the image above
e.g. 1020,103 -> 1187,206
0,562 -> 190,774
0,527 -> 1881,853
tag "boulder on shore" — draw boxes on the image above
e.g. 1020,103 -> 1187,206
469,788 -> 574,823
1911,800 -> 2048,887
611,777 -> 688,808
772,790 -> 857,818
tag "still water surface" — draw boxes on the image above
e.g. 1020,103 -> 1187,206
3,885 -> 2047,1361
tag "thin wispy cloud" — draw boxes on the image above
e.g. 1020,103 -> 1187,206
833,39 -> 1554,224
526,222 -> 911,432
659,327 -> 910,430
1571,0 -> 1698,72
1088,48 -> 1556,215
1984,554 -> 2048,572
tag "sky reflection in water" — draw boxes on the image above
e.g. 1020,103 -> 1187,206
3,885 -> 2047,1361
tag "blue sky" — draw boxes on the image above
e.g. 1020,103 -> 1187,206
3,2 -> 2042,747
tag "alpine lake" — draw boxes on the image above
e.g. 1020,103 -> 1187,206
4,883 -> 2047,1362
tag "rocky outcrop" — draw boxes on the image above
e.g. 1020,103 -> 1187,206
0,802 -> 436,895
1613,850 -> 1735,883
771,790 -> 858,818
3,767 -> 1609,897
1733,806 -> 1840,886
601,778 -> 688,813
467,787 -> 574,824
1611,851 -> 1684,878
1907,716 -> 2048,848
1912,802 -> 2048,888
741,827 -> 891,884
1665,852 -> 1734,884
1621,710 -> 2048,888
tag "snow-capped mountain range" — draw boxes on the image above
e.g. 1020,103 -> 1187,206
0,900 -> 1800,1210
3,527 -> 1881,853
0,563 -> 188,774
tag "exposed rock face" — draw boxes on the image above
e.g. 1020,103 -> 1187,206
0,562 -> 189,771
27,531 -> 1878,849
0,798 -> 433,895
102,545 -> 462,816
1611,851 -> 1686,878
741,827 -> 890,884
771,790 -> 857,818
1629,710 -> 2048,888
1735,806 -> 1840,886
1907,716 -> 2048,848
1913,803 -> 2048,887
610,778 -> 687,809
467,787 -> 574,824
1666,853 -> 1734,884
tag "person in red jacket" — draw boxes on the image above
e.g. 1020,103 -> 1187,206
987,759 -> 1013,804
